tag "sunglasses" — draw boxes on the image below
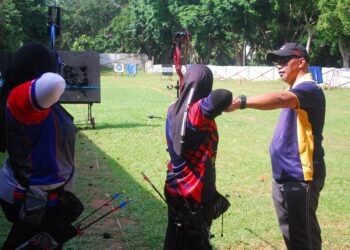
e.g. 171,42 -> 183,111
274,56 -> 301,66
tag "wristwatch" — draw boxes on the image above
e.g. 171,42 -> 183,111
239,95 -> 247,109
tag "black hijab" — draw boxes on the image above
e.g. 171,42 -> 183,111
0,43 -> 56,152
170,64 -> 213,156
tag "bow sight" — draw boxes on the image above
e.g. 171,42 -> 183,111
171,31 -> 193,57
173,31 -> 192,42
170,29 -> 198,97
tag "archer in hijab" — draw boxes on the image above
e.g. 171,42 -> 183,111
0,43 -> 79,249
164,64 -> 233,250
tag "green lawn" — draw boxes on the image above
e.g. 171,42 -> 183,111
1,70 -> 349,249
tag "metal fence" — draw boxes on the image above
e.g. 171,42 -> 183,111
144,62 -> 350,88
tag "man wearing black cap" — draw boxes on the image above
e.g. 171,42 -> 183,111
227,43 -> 326,250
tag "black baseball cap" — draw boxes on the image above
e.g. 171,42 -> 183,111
267,43 -> 309,62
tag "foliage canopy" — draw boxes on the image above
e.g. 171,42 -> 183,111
1,0 -> 349,67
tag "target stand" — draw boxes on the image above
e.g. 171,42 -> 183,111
58,50 -> 100,129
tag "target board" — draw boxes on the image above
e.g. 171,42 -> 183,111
58,50 -> 100,103
114,63 -> 124,73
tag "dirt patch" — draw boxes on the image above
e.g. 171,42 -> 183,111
95,218 -> 116,229
90,199 -> 108,208
118,216 -> 137,225
259,175 -> 268,182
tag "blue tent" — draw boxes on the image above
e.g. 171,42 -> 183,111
309,66 -> 323,83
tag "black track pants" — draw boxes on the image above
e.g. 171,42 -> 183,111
272,179 -> 324,250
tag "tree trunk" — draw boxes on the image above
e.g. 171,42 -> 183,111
243,41 -> 246,66
339,38 -> 350,68
306,31 -> 313,54
233,41 -> 243,66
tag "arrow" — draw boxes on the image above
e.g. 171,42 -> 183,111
75,193 -> 122,226
79,198 -> 129,232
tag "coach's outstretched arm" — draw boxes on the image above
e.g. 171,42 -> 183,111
225,91 -> 298,112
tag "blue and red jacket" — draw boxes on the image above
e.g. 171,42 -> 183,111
165,98 -> 220,204
0,79 -> 75,204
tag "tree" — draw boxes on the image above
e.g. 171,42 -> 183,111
104,6 -> 135,53
167,0 -> 241,65
59,0 -> 126,51
168,1 -> 220,64
15,0 -> 48,45
1,0 -> 347,67
0,0 -> 22,52
317,0 -> 350,67
0,0 -> 48,53
269,1 -> 320,55
124,0 -> 174,63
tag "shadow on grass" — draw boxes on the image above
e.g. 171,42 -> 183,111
0,131 -> 166,250
244,227 -> 279,250
95,122 -> 160,130
74,122 -> 161,131
64,131 -> 167,250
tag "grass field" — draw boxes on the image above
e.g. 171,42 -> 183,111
1,70 -> 349,249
